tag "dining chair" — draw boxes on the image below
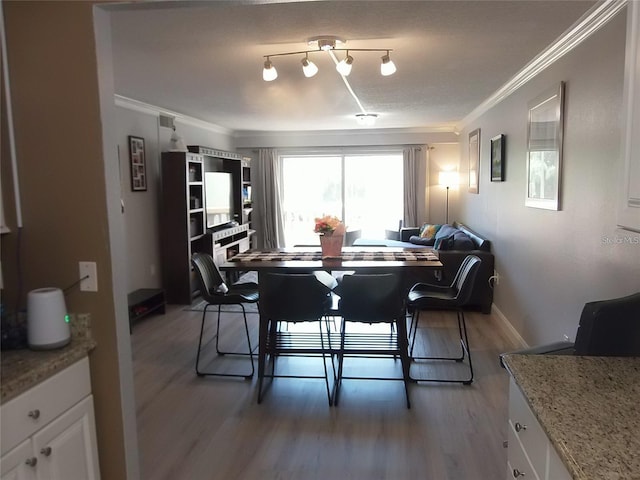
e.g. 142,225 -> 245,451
257,272 -> 335,405
333,273 -> 412,408
191,252 -> 258,379
406,254 -> 481,384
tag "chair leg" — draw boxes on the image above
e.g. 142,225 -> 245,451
214,305 -> 257,358
458,310 -> 474,385
333,318 -> 411,408
195,303 -> 254,379
257,315 -> 270,404
319,321 -> 333,406
332,320 -> 347,406
395,318 -> 412,408
258,317 -> 336,406
408,308 -> 474,385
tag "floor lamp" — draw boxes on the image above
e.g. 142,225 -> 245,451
438,171 -> 458,224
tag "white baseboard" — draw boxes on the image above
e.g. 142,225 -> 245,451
491,303 -> 528,348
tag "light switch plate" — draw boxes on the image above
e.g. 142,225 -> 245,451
79,262 -> 98,292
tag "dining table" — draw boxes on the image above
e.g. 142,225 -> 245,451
220,246 -> 441,274
219,246 -> 443,388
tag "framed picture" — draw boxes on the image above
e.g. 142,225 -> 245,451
468,128 -> 480,193
525,82 -> 565,210
491,134 -> 505,182
128,135 -> 147,192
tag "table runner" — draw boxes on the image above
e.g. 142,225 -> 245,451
229,250 -> 438,262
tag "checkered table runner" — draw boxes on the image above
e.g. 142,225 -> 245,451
229,250 -> 438,262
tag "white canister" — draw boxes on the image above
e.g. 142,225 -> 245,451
27,287 -> 71,350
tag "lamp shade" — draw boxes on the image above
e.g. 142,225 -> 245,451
301,57 -> 318,77
438,171 -> 459,188
263,59 -> 277,81
336,54 -> 353,76
380,53 -> 397,76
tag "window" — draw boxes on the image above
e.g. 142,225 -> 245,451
281,152 -> 403,246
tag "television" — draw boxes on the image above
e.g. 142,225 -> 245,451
204,171 -> 233,230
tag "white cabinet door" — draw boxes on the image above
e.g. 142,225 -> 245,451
0,440 -> 37,480
31,396 -> 100,480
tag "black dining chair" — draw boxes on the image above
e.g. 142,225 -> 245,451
191,252 -> 258,379
406,254 -> 482,385
257,272 -> 335,405
333,273 -> 412,408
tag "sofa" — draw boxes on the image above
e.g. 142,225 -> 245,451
354,222 -> 494,313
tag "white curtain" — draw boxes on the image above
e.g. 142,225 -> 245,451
402,145 -> 428,227
253,148 -> 285,248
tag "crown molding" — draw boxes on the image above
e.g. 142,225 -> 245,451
457,0 -> 628,131
233,125 -> 458,139
114,94 -> 233,135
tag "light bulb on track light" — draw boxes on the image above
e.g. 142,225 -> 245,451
301,55 -> 318,77
380,51 -> 396,76
263,58 -> 277,81
336,53 -> 353,76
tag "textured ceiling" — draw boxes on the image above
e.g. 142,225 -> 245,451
108,0 -> 597,133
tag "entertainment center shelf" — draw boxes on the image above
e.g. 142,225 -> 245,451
160,148 -> 254,304
211,223 -> 251,266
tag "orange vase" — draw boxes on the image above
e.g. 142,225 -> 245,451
319,233 -> 343,258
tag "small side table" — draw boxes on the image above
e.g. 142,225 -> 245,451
128,288 -> 166,332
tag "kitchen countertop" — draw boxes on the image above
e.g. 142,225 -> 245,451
502,354 -> 640,480
0,314 -> 96,404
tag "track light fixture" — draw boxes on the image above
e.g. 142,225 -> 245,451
262,36 -> 396,81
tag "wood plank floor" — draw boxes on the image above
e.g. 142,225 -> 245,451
132,302 -> 521,480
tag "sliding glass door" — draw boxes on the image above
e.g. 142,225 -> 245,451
281,152 -> 403,246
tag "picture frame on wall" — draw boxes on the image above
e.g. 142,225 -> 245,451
491,134 -> 505,182
129,135 -> 147,192
468,128 -> 480,194
525,82 -> 565,210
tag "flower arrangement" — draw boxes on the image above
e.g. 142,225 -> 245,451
314,215 -> 346,236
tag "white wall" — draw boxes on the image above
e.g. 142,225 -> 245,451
115,104 -> 234,293
457,9 -> 640,346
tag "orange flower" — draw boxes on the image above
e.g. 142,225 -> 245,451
314,215 -> 342,234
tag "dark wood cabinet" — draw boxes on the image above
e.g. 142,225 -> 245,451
160,152 -> 211,304
160,149 -> 255,304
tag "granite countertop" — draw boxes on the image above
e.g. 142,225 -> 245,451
0,314 -> 96,405
502,354 -> 640,480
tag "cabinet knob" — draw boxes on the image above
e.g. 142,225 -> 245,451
512,468 -> 525,477
25,457 -> 38,467
514,422 -> 527,432
40,446 -> 52,457
28,409 -> 40,420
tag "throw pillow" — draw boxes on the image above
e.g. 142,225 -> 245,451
409,235 -> 435,246
434,234 -> 454,250
434,224 -> 457,243
419,223 -> 442,240
451,231 -> 475,250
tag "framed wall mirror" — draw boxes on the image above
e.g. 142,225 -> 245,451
525,82 -> 565,210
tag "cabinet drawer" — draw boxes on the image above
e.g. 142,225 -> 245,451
507,425 -> 540,480
508,378 -> 548,472
1,357 -> 91,455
